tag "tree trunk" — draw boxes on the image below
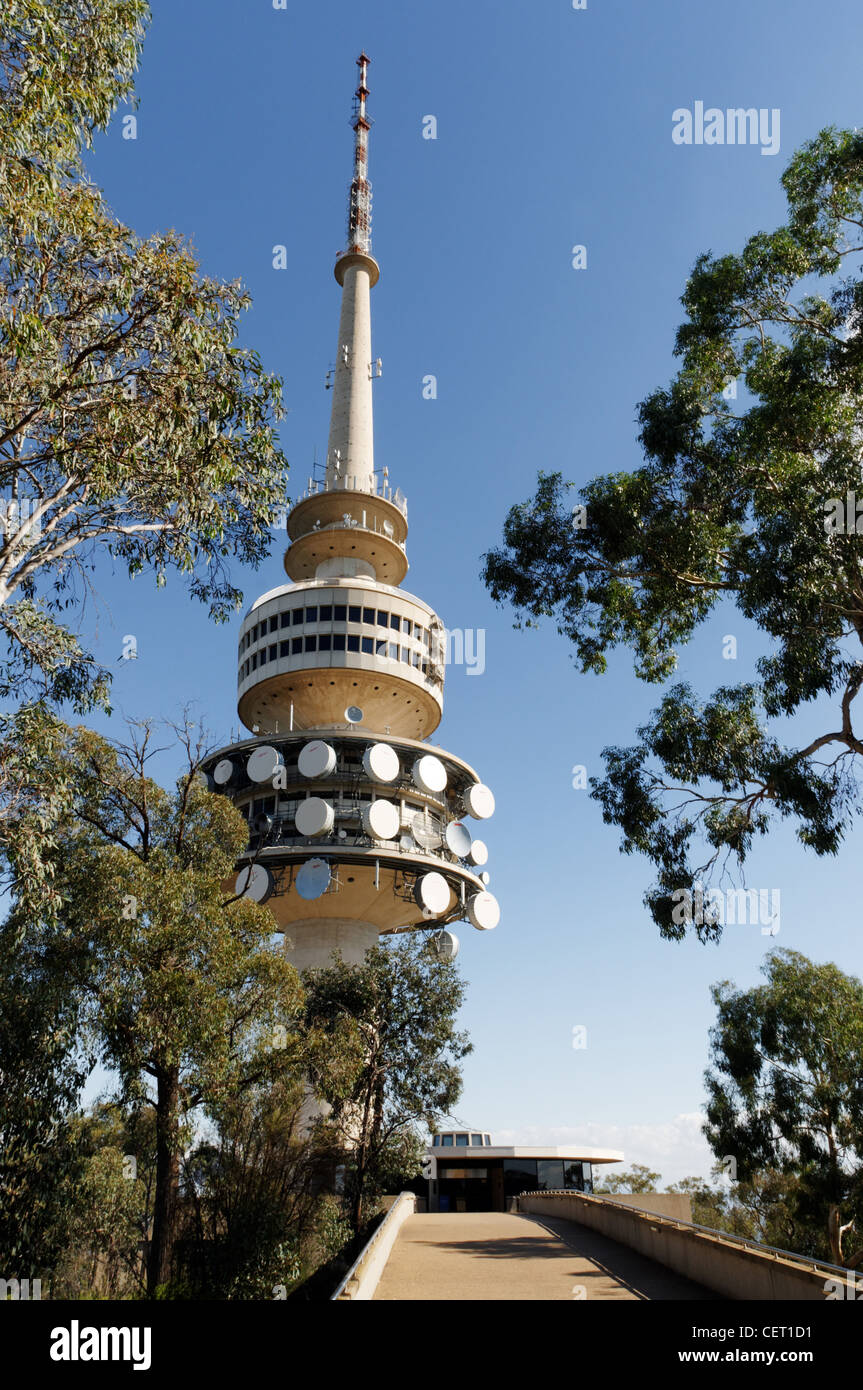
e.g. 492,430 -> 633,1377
147,1068 -> 180,1296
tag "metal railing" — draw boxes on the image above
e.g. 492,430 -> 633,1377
297,475 -> 408,518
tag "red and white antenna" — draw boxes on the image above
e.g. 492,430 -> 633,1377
347,51 -> 373,255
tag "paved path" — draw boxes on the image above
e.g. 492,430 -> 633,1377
374,1212 -> 718,1301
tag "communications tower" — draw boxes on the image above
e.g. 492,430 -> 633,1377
201,55 -> 499,972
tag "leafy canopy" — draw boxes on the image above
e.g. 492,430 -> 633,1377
484,128 -> 863,938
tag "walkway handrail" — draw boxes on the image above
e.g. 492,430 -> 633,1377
529,1189 -> 854,1278
330,1192 -> 415,1301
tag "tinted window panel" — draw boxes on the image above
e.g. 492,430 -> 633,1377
319,634 -> 332,651
349,606 -> 361,623
347,635 -> 360,652
319,605 -> 332,622
333,634 -> 346,651
361,637 -> 374,654
334,605 -> 347,622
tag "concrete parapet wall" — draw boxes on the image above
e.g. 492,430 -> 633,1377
519,1192 -> 855,1301
599,1192 -> 692,1222
332,1192 -> 416,1301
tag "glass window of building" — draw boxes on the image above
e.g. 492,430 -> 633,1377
349,606 -> 361,623
347,635 -> 360,653
361,637 -> 374,654
377,610 -> 388,627
269,616 -> 278,633
280,612 -> 291,629
563,1163 -> 584,1191
470,1135 -> 484,1146
305,636 -> 317,652
363,607 -> 375,624
503,1159 -> 538,1198
280,641 -> 290,658
333,634 -> 346,651
456,1134 -> 468,1147
442,1135 -> 454,1147
302,607 -> 315,624
537,1160 -> 565,1191
433,1136 -> 440,1147
390,613 -> 400,630
269,644 -> 277,661
319,635 -> 332,651
292,638 -> 303,655
388,643 -> 398,660
319,605 -> 332,622
375,640 -> 388,658
259,649 -> 267,666
334,605 -> 347,622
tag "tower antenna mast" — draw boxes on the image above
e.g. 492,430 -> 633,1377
348,51 -> 373,255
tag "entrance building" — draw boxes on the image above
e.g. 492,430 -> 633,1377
423,1131 -> 624,1213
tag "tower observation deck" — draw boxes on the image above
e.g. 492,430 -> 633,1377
201,54 -> 499,973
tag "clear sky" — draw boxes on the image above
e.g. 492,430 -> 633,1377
73,0 -> 863,1183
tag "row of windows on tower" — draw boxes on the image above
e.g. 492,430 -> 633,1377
239,636 -> 433,682
240,606 -> 432,656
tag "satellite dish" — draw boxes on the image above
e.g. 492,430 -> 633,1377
467,890 -> 500,931
429,929 -> 459,961
411,813 -> 442,850
195,770 -> 215,793
252,812 -> 273,835
213,758 -> 235,787
399,833 -> 416,852
362,799 -> 400,841
467,839 -> 488,867
463,783 -> 495,820
298,740 -> 337,779
412,754 -> 447,795
345,705 -> 364,724
363,742 -> 400,784
479,871 -> 491,885
444,821 -> 472,858
296,857 -> 331,901
235,863 -> 274,904
414,871 -> 451,916
247,745 -> 284,784
295,797 -> 335,838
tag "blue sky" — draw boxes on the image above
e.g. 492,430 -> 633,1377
73,0 -> 863,1182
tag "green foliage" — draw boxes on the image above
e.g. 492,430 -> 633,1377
595,1163 -> 661,1194
704,948 -> 863,1264
303,936 -> 472,1228
0,0 -> 287,709
483,128 -> 863,935
2,718 -> 305,1293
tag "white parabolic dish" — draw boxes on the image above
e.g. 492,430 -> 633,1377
414,871 -> 451,915
213,758 -> 234,786
463,783 -> 495,819
444,821 -> 472,858
467,838 -> 488,866
362,799 -> 400,841
235,864 -> 273,904
247,745 -> 283,784
467,890 -> 500,931
412,754 -> 447,795
296,857 -> 331,901
363,742 -> 400,784
295,797 -> 334,838
298,740 -> 337,779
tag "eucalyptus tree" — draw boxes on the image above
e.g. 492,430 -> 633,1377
484,128 -> 863,937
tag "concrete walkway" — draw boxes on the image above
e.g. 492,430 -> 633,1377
374,1211 -> 718,1301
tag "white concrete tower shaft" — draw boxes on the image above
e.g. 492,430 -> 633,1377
325,52 -> 380,495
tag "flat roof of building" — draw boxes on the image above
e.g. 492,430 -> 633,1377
427,1145 -> 624,1165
